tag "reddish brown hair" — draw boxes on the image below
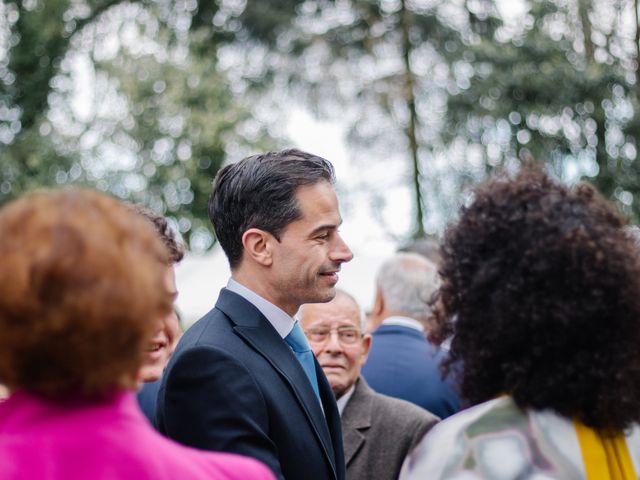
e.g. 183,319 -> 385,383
0,188 -> 173,398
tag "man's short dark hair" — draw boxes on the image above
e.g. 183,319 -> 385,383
208,148 -> 335,269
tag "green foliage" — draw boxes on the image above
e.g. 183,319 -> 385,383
4,0 -> 640,246
0,0 -> 280,251
444,0 -> 640,220
96,33 -> 278,248
230,0 -> 466,237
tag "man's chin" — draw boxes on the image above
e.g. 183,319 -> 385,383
295,286 -> 339,309
311,287 -> 337,304
137,364 -> 163,384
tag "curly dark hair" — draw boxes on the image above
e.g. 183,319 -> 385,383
432,165 -> 640,432
130,204 -> 185,264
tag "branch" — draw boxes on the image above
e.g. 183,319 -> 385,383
71,0 -> 127,37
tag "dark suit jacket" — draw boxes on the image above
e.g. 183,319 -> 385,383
361,323 -> 460,419
137,378 -> 160,425
156,288 -> 346,480
341,378 -> 438,480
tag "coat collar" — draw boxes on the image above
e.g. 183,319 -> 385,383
373,323 -> 427,340
215,288 -> 338,478
340,377 -> 374,465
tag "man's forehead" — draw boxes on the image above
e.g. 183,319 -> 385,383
295,182 -> 341,217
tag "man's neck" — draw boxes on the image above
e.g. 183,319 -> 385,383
369,309 -> 400,331
231,270 -> 296,316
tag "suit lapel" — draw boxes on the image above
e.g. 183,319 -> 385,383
341,378 -> 374,465
216,289 -> 338,478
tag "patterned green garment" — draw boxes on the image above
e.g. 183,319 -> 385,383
400,396 -> 640,479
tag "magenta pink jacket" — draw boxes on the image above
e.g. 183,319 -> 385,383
0,390 -> 275,480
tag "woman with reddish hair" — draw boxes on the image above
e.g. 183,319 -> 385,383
0,188 -> 273,480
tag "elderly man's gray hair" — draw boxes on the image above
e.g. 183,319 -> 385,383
376,252 -> 440,320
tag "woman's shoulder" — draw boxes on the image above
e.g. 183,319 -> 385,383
400,396 -> 585,480
400,397 -> 513,478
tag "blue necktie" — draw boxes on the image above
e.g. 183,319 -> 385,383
285,322 -> 322,405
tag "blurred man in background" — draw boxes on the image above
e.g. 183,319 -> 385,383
362,253 -> 459,419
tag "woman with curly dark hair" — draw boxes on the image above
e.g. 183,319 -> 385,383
401,165 -> 640,479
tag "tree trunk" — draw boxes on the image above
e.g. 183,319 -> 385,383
577,0 -> 594,61
399,0 -> 425,239
635,0 -> 640,99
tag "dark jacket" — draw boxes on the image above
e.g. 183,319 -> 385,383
362,323 -> 460,419
341,378 -> 438,480
157,288 -> 346,480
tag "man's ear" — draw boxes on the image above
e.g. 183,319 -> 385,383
372,288 -> 384,316
360,334 -> 372,365
366,288 -> 384,333
242,228 -> 274,267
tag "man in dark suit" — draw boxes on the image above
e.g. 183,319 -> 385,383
362,253 -> 460,419
156,149 -> 353,480
299,290 -> 438,480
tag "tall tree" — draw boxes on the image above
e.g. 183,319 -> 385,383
223,0 -> 469,238
0,0 -> 279,250
443,0 -> 640,219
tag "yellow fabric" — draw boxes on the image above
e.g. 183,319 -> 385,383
574,420 -> 636,479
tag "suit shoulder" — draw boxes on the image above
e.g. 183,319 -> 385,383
371,391 -> 440,426
178,307 -> 237,347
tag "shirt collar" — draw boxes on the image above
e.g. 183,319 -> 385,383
226,278 -> 295,339
381,315 -> 425,332
336,383 -> 356,416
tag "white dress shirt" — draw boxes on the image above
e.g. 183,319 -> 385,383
226,278 -> 295,338
381,316 -> 425,332
336,384 -> 355,416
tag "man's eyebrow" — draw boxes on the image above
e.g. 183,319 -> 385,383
309,220 -> 343,236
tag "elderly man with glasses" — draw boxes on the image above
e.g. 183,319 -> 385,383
299,290 -> 438,480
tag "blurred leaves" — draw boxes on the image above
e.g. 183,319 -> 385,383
0,0 -> 279,251
3,0 -> 640,246
442,0 -> 640,220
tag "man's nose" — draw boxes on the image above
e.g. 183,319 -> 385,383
324,330 -> 344,352
330,233 -> 353,264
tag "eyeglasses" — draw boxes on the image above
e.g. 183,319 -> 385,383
304,327 -> 362,345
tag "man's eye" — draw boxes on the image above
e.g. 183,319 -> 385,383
308,330 -> 329,339
341,331 -> 357,339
